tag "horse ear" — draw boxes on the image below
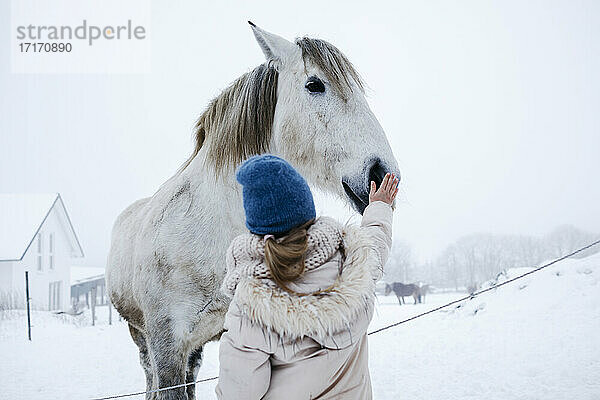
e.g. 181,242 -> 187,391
248,21 -> 297,62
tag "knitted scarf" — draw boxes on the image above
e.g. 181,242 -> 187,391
222,216 -> 344,297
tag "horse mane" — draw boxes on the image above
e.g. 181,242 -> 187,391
179,63 -> 279,176
295,37 -> 364,98
180,37 -> 364,176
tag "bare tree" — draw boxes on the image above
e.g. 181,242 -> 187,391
384,241 -> 414,282
431,225 -> 598,290
543,225 -> 598,259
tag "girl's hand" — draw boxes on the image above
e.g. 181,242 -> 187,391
369,173 -> 399,206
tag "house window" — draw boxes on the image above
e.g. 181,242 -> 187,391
48,233 -> 55,270
49,281 -> 62,310
36,233 -> 43,271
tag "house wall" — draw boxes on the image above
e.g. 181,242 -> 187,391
10,207 -> 73,311
0,261 -> 13,291
0,261 -> 16,307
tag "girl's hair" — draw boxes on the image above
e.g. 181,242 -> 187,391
264,218 -> 316,294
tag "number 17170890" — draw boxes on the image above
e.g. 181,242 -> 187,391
19,42 -> 72,52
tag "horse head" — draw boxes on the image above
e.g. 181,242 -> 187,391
249,23 -> 400,214
384,283 -> 392,296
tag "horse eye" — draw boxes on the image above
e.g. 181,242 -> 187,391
305,77 -> 325,94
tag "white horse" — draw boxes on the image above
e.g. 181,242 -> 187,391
106,22 -> 400,400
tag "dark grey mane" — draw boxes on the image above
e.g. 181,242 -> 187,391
180,63 -> 278,176
181,37 -> 363,176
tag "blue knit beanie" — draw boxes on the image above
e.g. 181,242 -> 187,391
236,154 -> 316,235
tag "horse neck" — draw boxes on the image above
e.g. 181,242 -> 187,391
177,145 -> 265,233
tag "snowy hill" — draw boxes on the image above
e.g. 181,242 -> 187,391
1,253 -> 599,399
369,252 -> 600,399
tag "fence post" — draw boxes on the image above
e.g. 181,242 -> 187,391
91,286 -> 96,326
108,299 -> 112,325
25,271 -> 31,341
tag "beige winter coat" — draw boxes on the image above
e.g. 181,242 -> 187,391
216,201 -> 393,399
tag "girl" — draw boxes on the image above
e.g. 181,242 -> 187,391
216,154 -> 398,399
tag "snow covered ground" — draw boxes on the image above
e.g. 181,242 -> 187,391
1,253 -> 599,399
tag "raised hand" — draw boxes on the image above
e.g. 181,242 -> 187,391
368,173 -> 399,206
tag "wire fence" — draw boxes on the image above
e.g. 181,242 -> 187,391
91,238 -> 600,400
91,376 -> 218,400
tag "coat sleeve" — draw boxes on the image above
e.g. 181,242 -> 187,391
215,303 -> 274,399
360,200 -> 393,281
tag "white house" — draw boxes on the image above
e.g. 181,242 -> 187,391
0,193 -> 84,311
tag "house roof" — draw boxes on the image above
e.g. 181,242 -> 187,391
0,193 -> 84,261
71,266 -> 105,286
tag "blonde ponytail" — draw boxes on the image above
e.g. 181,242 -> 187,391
263,219 -> 316,294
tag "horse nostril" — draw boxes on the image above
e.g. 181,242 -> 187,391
368,160 -> 387,190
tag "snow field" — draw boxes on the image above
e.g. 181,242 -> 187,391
1,253 -> 599,399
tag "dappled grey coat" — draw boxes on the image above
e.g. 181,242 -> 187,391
215,201 -> 393,399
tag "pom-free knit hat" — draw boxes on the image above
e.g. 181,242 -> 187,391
236,154 -> 316,235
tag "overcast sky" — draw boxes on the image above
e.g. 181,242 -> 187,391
1,0 -> 599,267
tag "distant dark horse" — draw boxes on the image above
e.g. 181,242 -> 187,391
385,282 -> 420,305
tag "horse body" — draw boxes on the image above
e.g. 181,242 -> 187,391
107,24 -> 400,400
385,282 -> 420,305
108,162 -> 243,398
419,284 -> 431,303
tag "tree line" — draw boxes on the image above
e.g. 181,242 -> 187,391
384,225 -> 599,290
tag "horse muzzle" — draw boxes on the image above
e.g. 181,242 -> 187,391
342,156 -> 400,215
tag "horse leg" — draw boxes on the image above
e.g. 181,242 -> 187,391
128,324 -> 156,400
147,319 -> 188,400
185,347 -> 203,400
395,294 -> 402,306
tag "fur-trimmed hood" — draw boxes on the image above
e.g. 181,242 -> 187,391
222,216 -> 381,345
222,216 -> 345,297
